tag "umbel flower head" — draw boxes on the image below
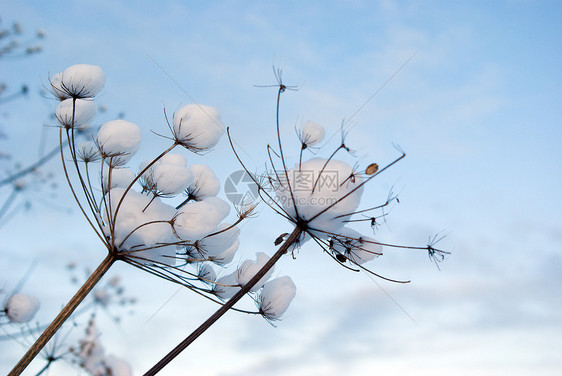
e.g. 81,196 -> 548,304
228,67 -> 450,283
11,64 -> 449,376
50,64 -> 289,325
55,98 -> 97,129
50,64 -> 105,100
172,103 -> 225,151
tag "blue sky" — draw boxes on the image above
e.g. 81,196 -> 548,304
1,1 -> 561,375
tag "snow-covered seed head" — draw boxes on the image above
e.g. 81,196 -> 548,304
197,223 -> 240,265
236,252 -> 274,292
105,187 -> 177,266
55,98 -> 97,129
173,197 -> 230,240
259,276 -> 297,320
298,120 -> 325,148
172,104 -> 225,151
49,72 -> 67,101
185,164 -> 221,201
51,64 -> 105,99
4,293 -> 40,323
213,271 -> 240,300
96,119 -> 142,166
77,141 -> 101,163
330,227 -> 382,265
102,167 -> 135,192
275,158 -> 364,237
198,263 -> 217,285
143,154 -> 193,196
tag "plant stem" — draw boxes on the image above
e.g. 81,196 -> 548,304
8,253 -> 115,376
143,227 -> 303,375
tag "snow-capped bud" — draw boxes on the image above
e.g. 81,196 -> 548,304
174,197 -> 230,240
151,154 -> 193,196
299,121 -> 325,147
275,158 -> 364,238
53,64 -> 105,99
50,72 -> 67,100
213,272 -> 240,300
102,167 -> 136,192
56,98 -> 96,129
97,120 -> 142,166
5,293 -> 40,323
259,276 -> 296,320
198,263 -> 217,284
330,227 -> 382,265
105,187 -> 177,266
173,104 -> 224,151
237,252 -> 274,292
198,223 -> 240,264
186,164 -> 220,200
77,141 -> 101,162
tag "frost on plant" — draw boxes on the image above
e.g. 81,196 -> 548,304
8,63 -> 449,375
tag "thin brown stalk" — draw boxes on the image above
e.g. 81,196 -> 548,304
8,253 -> 115,376
143,226 -> 303,375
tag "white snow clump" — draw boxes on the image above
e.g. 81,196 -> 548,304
78,141 -> 101,162
4,293 -> 40,323
196,222 -> 240,264
275,158 -> 364,237
105,187 -> 177,266
173,104 -> 224,151
140,154 -> 193,196
185,164 -> 221,200
259,276 -> 297,320
56,98 -> 97,129
299,121 -> 325,147
97,120 -> 142,166
213,271 -> 240,300
198,263 -> 217,285
174,196 -> 230,240
51,64 -> 105,99
102,167 -> 135,192
236,252 -> 274,292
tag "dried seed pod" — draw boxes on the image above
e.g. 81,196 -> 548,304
365,163 -> 379,175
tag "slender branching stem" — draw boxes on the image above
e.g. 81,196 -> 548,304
143,226 -> 303,375
8,253 -> 116,376
59,127 -> 106,244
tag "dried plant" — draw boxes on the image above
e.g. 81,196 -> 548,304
8,64 -> 448,375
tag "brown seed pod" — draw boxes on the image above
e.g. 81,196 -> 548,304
365,163 -> 379,175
